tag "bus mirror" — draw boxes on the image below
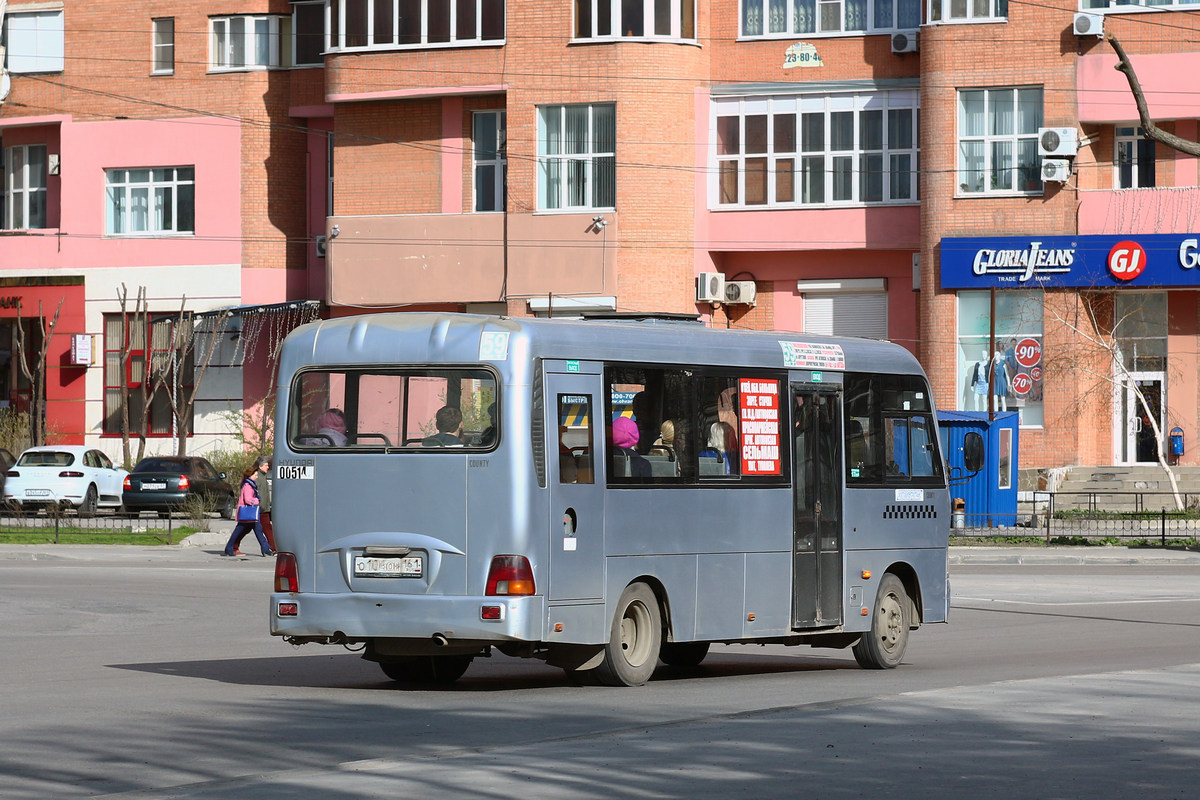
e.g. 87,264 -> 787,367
963,432 -> 984,473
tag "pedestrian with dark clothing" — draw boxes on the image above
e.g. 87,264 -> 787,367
223,457 -> 274,557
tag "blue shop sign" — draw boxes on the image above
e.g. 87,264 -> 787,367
940,234 -> 1200,289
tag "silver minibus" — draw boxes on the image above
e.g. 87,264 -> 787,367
269,312 -> 962,686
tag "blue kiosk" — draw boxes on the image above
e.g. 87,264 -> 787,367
938,410 -> 1019,527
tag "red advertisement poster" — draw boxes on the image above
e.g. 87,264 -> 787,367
738,378 -> 781,475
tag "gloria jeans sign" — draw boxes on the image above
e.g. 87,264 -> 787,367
940,234 -> 1200,289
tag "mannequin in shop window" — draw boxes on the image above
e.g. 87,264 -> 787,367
990,346 -> 1010,411
970,350 -> 989,411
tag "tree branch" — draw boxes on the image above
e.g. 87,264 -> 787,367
1108,33 -> 1200,157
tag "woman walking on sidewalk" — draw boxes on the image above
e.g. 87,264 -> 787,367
223,457 -> 274,557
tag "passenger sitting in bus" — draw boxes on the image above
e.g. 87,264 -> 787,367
698,421 -> 735,475
649,419 -> 676,459
303,408 -> 347,446
422,406 -> 464,447
612,417 -> 651,477
477,403 -> 498,447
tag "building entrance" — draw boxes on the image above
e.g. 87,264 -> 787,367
1118,374 -> 1164,464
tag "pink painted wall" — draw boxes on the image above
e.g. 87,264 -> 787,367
0,116 -> 243,270
1078,53 -> 1200,122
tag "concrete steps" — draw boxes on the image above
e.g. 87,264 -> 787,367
1054,466 -> 1200,511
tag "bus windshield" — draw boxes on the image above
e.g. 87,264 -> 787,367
288,368 -> 498,450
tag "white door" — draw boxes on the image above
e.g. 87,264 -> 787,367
1117,374 -> 1164,464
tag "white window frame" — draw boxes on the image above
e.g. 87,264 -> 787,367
293,1 -> 326,65
2,9 -> 65,73
152,18 -> 175,75
327,0 -> 507,51
573,0 -> 697,40
928,0 -> 1007,22
1115,126 -> 1156,190
739,0 -> 922,37
537,104 -> 616,212
210,15 -> 290,70
712,91 -> 919,209
3,144 -> 49,230
105,167 -> 195,236
473,111 -> 507,212
956,86 -> 1043,196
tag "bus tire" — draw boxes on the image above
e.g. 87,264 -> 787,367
595,583 -> 661,687
379,655 -> 472,685
853,573 -> 910,669
659,641 -> 710,668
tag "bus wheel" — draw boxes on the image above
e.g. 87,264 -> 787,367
659,642 -> 710,668
595,583 -> 661,687
379,655 -> 473,685
853,573 -> 910,669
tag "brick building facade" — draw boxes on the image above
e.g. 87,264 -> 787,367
2,1 -> 1199,470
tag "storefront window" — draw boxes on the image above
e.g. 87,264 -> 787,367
957,290 -> 1044,426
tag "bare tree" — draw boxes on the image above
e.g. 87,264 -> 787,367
159,297 -> 233,456
11,298 -> 64,447
1044,291 -> 1183,509
1109,33 -> 1200,157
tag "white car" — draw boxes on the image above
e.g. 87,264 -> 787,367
4,446 -> 129,516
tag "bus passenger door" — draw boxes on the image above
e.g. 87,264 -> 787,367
791,387 -> 844,629
545,365 -> 605,601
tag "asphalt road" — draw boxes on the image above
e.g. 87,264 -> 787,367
2,545 -> 1199,799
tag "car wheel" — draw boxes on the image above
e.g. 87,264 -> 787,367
220,493 -> 236,520
77,485 -> 98,519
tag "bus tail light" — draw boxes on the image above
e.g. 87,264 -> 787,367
486,555 -> 535,596
275,552 -> 298,593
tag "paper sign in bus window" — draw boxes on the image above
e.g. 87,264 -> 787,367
738,378 -> 781,475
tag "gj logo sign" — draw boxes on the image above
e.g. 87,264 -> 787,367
1108,241 -> 1147,281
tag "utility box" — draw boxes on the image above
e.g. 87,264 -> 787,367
938,411 -> 1019,527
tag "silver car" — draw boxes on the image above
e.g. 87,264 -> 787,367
4,446 -> 129,516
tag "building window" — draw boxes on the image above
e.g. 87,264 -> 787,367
328,0 -> 506,50
928,0 -> 1007,22
211,15 -> 291,70
473,111 -> 507,212
106,168 -> 195,236
1,9 -> 64,73
3,144 -> 48,230
293,1 -> 326,64
740,0 -> 920,36
957,290 -> 1044,427
1115,126 -> 1156,190
575,0 -> 696,39
537,104 -> 616,211
713,91 -> 919,208
103,313 -> 194,437
957,87 -> 1042,195
152,18 -> 175,74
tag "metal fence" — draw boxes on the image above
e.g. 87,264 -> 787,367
0,509 -> 189,544
953,491 -> 1200,544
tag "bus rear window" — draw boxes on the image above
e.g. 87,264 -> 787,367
288,368 -> 498,450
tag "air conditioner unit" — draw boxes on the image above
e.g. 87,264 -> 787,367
724,281 -> 758,306
891,31 -> 918,54
1039,127 -> 1079,157
696,272 -> 726,304
1041,158 -> 1072,183
1073,12 -> 1104,37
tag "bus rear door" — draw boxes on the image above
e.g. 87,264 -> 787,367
545,362 -> 604,601
791,386 -> 844,629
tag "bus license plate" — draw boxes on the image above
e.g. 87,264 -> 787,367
354,555 -> 423,578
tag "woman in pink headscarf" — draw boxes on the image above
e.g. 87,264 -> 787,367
612,416 -> 651,477
315,408 -> 347,446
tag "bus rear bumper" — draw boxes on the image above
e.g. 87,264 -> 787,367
269,592 -> 546,644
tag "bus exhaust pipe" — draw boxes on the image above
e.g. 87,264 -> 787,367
432,633 -> 450,648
